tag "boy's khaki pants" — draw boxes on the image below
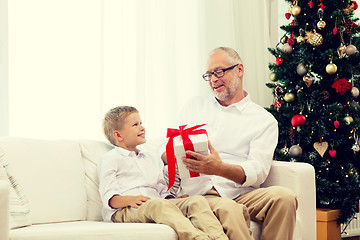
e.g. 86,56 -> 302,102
111,195 -> 228,240
205,186 -> 297,240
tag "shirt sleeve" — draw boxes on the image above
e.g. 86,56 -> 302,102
238,119 -> 279,187
98,153 -> 121,209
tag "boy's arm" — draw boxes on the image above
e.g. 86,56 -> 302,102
109,195 -> 150,209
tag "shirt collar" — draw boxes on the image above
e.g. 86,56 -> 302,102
212,90 -> 251,112
115,146 -> 144,157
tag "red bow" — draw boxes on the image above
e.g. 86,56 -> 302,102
166,124 -> 207,190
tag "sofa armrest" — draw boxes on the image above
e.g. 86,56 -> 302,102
261,161 -> 316,240
0,180 -> 9,240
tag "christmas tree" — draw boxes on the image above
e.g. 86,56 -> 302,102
266,0 -> 360,224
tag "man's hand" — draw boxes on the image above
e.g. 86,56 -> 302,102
182,141 -> 246,184
182,141 -> 222,175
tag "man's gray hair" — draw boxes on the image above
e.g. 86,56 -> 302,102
209,47 -> 243,65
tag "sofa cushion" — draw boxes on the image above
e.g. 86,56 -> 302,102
0,149 -> 31,229
0,137 -> 87,224
78,140 -> 113,221
9,221 -> 178,240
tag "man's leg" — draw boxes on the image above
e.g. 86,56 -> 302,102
234,186 -> 297,240
204,188 -> 254,240
170,195 -> 228,240
111,198 -> 210,240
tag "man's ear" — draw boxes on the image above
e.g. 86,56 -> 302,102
113,130 -> 123,142
237,63 -> 244,78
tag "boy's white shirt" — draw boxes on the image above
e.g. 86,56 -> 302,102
98,146 -> 168,222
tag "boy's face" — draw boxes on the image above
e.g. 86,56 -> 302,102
116,112 -> 146,151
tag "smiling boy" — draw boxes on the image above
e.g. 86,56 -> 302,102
98,106 -> 228,240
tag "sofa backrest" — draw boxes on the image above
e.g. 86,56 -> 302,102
78,140 -> 113,221
0,137 -> 88,225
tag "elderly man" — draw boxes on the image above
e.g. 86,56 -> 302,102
162,47 -> 297,240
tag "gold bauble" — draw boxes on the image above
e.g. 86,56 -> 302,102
344,115 -> 354,125
296,36 -> 305,43
291,5 -> 301,16
284,93 -> 296,102
269,72 -> 276,82
317,20 -> 326,30
306,31 -> 323,46
326,63 -> 337,74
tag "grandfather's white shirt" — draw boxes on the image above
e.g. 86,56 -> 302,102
98,147 -> 168,221
177,92 -> 278,199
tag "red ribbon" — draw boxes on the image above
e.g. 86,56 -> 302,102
166,124 -> 207,190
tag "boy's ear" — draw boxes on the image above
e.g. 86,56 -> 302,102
113,130 -> 123,141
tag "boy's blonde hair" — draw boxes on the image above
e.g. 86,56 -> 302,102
103,106 -> 138,146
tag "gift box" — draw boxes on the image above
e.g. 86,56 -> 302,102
166,124 -> 208,189
173,132 -> 209,179
316,208 -> 341,240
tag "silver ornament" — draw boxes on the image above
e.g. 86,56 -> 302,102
296,63 -> 308,76
351,87 -> 360,98
283,43 -> 293,53
289,145 -> 302,157
346,45 -> 358,56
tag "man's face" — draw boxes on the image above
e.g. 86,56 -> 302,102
206,51 -> 243,106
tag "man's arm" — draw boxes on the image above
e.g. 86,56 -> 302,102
182,141 -> 246,184
109,195 -> 150,209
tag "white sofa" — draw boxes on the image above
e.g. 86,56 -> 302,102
0,137 -> 316,240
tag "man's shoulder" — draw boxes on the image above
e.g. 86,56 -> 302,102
246,101 -> 278,124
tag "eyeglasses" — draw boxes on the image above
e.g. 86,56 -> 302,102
202,64 -> 239,81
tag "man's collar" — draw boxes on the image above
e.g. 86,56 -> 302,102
212,90 -> 251,111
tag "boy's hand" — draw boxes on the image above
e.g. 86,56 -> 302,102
109,195 -> 150,209
177,194 -> 189,198
129,195 -> 151,208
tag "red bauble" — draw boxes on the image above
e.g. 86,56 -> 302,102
351,1 -> 358,10
291,114 -> 306,127
334,120 -> 340,128
276,57 -> 283,65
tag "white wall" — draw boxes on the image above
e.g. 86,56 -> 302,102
0,0 -> 8,136
7,0 -> 103,140
1,0 -> 279,140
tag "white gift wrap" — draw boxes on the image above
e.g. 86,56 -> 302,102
172,133 -> 209,179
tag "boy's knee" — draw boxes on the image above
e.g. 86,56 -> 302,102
147,198 -> 171,209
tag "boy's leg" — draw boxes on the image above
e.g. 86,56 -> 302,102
234,186 -> 297,240
111,198 -> 210,240
204,189 -> 254,240
169,195 -> 228,240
